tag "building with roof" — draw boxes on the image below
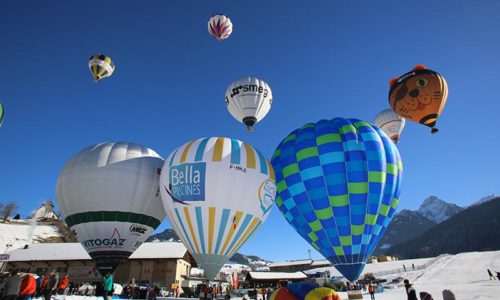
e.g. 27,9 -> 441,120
244,271 -> 308,288
269,259 -> 331,273
4,242 -> 196,289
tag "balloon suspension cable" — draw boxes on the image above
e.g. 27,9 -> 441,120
431,127 -> 439,134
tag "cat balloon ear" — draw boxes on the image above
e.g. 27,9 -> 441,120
412,64 -> 427,71
389,77 -> 399,87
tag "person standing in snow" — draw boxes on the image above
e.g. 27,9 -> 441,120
35,274 -> 45,298
487,269 -> 496,280
403,279 -> 418,300
442,289 -> 456,300
368,283 -> 375,300
496,271 -> 500,281
57,273 -> 69,294
102,272 -> 113,300
1,270 -> 21,300
43,270 -> 59,300
18,273 -> 37,300
419,291 -> 434,300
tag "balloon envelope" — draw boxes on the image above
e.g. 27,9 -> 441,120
305,287 -> 341,300
160,137 -> 275,279
269,288 -> 300,300
389,65 -> 448,133
208,14 -> 233,41
0,102 -> 4,127
374,109 -> 405,143
271,118 -> 403,281
225,77 -> 273,131
56,142 -> 165,274
88,54 -> 115,82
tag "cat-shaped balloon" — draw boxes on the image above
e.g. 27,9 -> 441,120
388,65 -> 448,133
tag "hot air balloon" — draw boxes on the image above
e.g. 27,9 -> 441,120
88,54 -> 115,82
270,288 -> 300,300
225,77 -> 273,132
56,142 -> 165,274
374,109 -> 406,143
208,14 -> 233,41
389,65 -> 448,134
0,102 -> 4,127
160,137 -> 275,279
271,117 -> 403,282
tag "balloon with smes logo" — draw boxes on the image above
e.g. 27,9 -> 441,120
225,77 -> 273,132
271,117 -> 403,282
88,54 -> 115,82
160,137 -> 276,279
374,108 -> 405,144
56,142 -> 165,274
208,14 -> 233,41
389,64 -> 448,134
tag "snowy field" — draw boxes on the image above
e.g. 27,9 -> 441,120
0,221 -> 60,253
340,251 -> 500,300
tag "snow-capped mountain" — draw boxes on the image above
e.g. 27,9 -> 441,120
416,196 -> 464,224
374,209 -> 436,255
470,194 -> 499,207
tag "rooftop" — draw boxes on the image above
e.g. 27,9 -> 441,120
6,242 -> 188,262
246,271 -> 307,280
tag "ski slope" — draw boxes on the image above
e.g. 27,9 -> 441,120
362,251 -> 500,300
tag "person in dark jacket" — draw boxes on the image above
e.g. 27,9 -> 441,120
419,291 -> 434,300
403,279 -> 418,300
1,271 -> 21,300
35,274 -> 45,298
44,270 -> 59,300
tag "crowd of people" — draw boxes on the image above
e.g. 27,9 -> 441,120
0,269 -> 69,300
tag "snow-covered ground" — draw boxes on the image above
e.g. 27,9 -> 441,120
0,220 -> 60,253
339,251 -> 500,300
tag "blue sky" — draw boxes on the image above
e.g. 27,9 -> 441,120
1,0 -> 499,262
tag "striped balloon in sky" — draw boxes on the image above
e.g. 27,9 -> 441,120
208,14 -> 233,41
160,137 -> 275,280
271,118 -> 403,281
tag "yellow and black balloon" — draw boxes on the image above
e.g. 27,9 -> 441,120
88,54 -> 115,82
389,65 -> 448,133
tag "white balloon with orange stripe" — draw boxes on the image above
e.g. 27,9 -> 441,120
160,137 -> 276,280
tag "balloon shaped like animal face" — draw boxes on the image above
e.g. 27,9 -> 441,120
160,137 -> 275,280
56,142 -> 165,274
389,65 -> 448,133
271,118 -> 403,282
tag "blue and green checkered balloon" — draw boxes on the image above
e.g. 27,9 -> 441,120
271,117 -> 403,281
